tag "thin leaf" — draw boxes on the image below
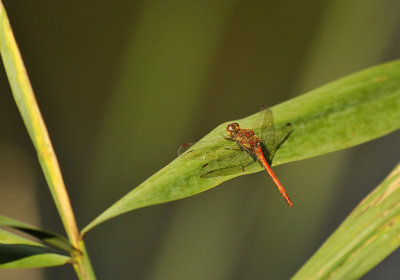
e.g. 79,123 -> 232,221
0,1 -> 79,243
83,60 -> 400,234
292,162 -> 400,279
0,3 -> 95,278
0,215 -> 75,253
0,228 -> 71,268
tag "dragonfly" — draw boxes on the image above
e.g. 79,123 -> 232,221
178,107 -> 294,207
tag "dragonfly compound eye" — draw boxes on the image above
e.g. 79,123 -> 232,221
226,123 -> 240,135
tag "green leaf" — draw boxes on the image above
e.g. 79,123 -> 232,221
0,4 -> 95,277
292,162 -> 400,279
83,60 -> 400,234
0,0 -> 80,245
0,215 -> 75,253
0,228 -> 71,268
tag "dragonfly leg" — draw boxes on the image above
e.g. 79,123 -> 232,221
219,133 -> 235,141
241,160 -> 257,172
239,145 -> 255,158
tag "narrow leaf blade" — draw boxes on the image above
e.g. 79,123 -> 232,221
292,162 -> 400,279
0,215 -> 75,253
0,229 -> 71,268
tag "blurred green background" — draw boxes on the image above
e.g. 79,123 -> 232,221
1,0 -> 400,279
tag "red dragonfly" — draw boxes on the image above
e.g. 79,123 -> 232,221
179,107 -> 294,207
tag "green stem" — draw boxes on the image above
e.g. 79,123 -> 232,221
72,240 -> 96,279
0,2 -> 95,279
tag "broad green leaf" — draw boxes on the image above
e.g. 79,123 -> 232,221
0,215 -> 75,253
292,162 -> 400,279
83,60 -> 400,234
0,228 -> 71,268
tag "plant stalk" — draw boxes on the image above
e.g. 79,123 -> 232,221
0,1 -> 95,279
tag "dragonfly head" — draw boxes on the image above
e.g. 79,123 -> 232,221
226,123 -> 240,137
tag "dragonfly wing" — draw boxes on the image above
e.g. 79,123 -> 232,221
253,106 -> 293,161
269,122 -> 294,159
199,151 -> 256,178
252,107 -> 275,160
178,138 -> 238,161
177,142 -> 196,156
252,106 -> 274,149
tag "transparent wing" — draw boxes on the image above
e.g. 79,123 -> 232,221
253,106 -> 294,161
177,137 -> 239,161
199,151 -> 256,177
252,106 -> 275,151
269,122 -> 293,159
177,142 -> 197,156
179,137 -> 258,177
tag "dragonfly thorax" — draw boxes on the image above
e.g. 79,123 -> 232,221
227,122 -> 261,150
237,130 -> 260,149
